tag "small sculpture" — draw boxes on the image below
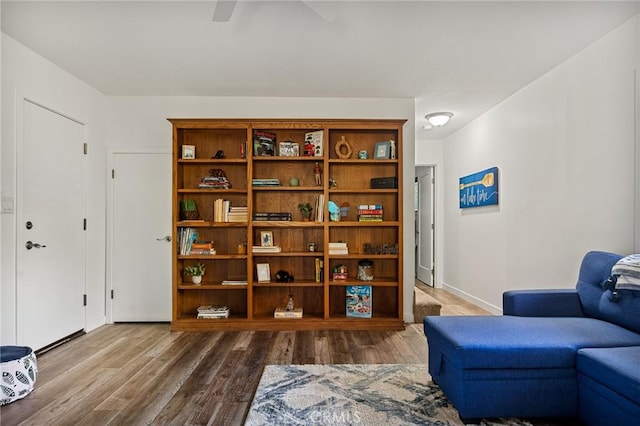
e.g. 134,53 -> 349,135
213,149 -> 225,159
314,162 -> 322,186
286,295 -> 295,311
335,136 -> 352,159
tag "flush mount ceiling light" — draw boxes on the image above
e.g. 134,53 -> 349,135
424,112 -> 453,128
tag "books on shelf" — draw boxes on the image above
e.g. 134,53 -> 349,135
252,178 -> 281,187
178,227 -> 198,255
274,307 -> 303,318
357,204 -> 383,222
213,200 -> 248,222
315,258 -> 324,282
346,285 -> 372,318
228,206 -> 248,222
252,246 -> 282,253
221,280 -> 248,285
197,305 -> 230,319
314,194 -> 324,222
252,212 -> 292,221
328,242 -> 349,255
198,169 -> 231,189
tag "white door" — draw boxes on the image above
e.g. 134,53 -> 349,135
111,152 -> 172,321
416,167 -> 434,285
17,100 -> 86,350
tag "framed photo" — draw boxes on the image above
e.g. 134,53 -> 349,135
260,231 -> 274,247
256,263 -> 271,282
374,141 -> 391,159
182,145 -> 196,159
278,141 -> 299,157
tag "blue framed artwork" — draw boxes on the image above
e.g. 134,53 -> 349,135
459,167 -> 499,208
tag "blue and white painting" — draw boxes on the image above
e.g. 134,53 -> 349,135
459,167 -> 499,208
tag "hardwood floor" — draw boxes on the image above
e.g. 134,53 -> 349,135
0,287 -> 485,426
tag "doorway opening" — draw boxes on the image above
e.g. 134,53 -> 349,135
415,166 -> 435,287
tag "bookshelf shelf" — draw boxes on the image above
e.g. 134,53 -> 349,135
170,118 -> 404,331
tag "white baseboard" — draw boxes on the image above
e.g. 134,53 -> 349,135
441,283 -> 502,315
85,315 -> 106,332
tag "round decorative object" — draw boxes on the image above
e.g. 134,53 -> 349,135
289,177 -> 300,186
357,259 -> 374,281
358,150 -> 368,159
0,346 -> 37,406
191,275 -> 202,284
335,136 -> 352,159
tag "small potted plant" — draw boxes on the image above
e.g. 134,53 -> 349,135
184,263 -> 206,284
297,202 -> 313,221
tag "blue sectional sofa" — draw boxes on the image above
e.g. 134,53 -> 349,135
423,251 -> 640,424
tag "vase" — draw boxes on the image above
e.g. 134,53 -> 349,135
191,275 -> 202,284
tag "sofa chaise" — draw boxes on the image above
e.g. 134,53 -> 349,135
423,251 -> 640,424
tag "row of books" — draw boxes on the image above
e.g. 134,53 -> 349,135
252,212 -> 292,221
357,204 -> 383,222
178,227 -> 197,255
252,178 -> 281,187
213,199 -> 248,222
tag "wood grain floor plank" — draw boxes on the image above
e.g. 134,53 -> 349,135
0,286 -> 484,426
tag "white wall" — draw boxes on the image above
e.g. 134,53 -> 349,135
440,16 -> 639,313
106,96 -> 417,322
1,34 -> 107,344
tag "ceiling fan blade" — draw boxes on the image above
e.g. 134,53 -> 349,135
212,0 -> 237,22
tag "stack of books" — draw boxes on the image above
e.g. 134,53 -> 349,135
198,175 -> 231,189
274,307 -> 303,318
190,241 -> 216,255
197,305 -> 230,319
357,204 -> 383,222
228,206 -> 248,222
328,242 -> 349,255
252,246 -> 282,253
252,212 -> 292,221
221,280 -> 248,286
252,178 -> 281,187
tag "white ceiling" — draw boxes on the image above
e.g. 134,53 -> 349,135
2,1 -> 639,138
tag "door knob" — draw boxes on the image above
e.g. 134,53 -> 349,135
25,241 -> 46,250
156,236 -> 171,242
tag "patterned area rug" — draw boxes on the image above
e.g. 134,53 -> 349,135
245,364 -> 532,425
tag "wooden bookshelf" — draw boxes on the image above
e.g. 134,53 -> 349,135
169,118 -> 405,331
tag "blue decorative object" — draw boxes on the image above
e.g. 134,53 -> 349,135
459,166 -> 499,208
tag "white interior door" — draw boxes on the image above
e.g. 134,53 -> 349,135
416,167 -> 434,285
17,100 -> 86,350
111,152 -> 172,321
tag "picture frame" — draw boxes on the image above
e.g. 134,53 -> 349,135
373,141 -> 391,159
260,231 -> 274,247
182,145 -> 196,159
278,141 -> 299,157
256,263 -> 271,282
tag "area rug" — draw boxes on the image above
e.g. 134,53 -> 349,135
245,364 -> 532,425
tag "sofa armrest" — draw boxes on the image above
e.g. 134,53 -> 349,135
503,289 -> 585,317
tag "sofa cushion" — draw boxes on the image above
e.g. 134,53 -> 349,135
424,315 -> 640,370
577,346 -> 640,404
